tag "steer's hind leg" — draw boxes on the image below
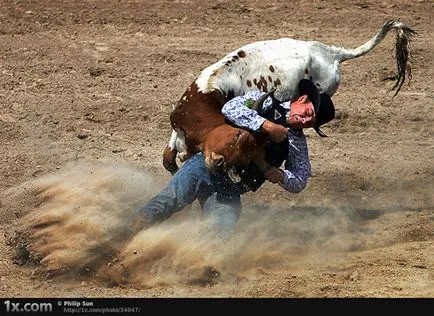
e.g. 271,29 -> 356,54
163,145 -> 179,175
162,129 -> 192,175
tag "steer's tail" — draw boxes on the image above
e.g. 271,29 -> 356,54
330,20 -> 416,96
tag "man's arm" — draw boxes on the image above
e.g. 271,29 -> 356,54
279,128 -> 312,193
264,128 -> 311,193
221,90 -> 270,131
222,91 -> 287,142
222,90 -> 311,192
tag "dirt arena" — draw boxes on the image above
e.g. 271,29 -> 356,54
0,0 -> 433,298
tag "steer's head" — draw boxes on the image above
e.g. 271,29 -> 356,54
202,125 -> 263,174
202,89 -> 274,174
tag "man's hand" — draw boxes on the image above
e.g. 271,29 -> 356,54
260,120 -> 288,143
264,167 -> 284,184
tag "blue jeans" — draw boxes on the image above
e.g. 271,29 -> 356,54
137,153 -> 245,233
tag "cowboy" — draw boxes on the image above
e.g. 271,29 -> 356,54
133,79 -> 335,234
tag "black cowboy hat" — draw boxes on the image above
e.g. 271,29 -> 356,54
298,79 -> 335,137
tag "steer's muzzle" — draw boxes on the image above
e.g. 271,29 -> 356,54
204,152 -> 227,174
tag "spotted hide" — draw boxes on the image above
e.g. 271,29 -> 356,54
163,20 -> 415,175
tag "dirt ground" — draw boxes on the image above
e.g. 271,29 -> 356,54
0,0 -> 433,298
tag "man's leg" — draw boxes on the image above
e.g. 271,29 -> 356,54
201,173 -> 242,235
134,153 -> 213,228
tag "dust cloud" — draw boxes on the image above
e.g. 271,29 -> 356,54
5,160 -> 161,274
4,160 -> 390,287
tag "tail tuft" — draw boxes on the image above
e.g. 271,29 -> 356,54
390,21 -> 416,97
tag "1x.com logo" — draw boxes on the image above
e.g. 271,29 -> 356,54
3,300 -> 53,313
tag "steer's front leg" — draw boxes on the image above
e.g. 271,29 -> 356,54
253,158 -> 272,174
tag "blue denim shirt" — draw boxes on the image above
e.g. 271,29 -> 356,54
221,91 -> 311,193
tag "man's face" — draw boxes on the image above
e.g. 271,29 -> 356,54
287,95 -> 316,129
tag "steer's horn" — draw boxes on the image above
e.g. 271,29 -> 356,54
251,88 -> 276,113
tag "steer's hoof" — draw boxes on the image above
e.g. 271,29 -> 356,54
177,152 -> 189,162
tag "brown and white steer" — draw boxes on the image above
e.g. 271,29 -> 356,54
163,20 -> 415,175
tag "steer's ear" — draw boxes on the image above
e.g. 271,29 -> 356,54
251,88 -> 276,113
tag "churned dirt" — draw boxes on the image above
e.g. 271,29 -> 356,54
0,0 -> 433,298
